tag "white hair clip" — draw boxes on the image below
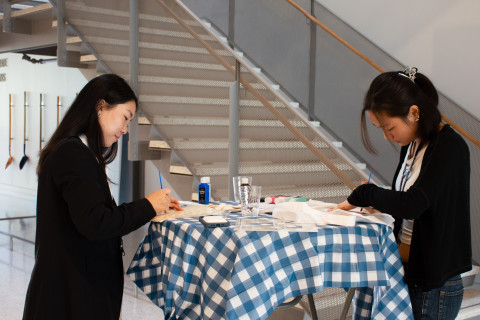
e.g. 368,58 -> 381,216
399,66 -> 418,82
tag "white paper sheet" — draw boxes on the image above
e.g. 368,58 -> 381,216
272,200 -> 394,228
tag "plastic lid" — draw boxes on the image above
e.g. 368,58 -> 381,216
200,177 -> 210,183
241,177 -> 249,184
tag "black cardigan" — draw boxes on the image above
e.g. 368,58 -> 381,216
23,137 -> 156,320
347,125 -> 471,289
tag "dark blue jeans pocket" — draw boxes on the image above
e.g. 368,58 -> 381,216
409,274 -> 464,320
438,275 -> 464,320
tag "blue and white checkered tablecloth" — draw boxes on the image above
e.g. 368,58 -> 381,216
127,211 -> 412,320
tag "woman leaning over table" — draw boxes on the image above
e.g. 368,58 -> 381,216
22,74 -> 182,320
337,67 -> 471,319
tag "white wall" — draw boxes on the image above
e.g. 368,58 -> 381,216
318,0 -> 480,120
0,53 -> 122,214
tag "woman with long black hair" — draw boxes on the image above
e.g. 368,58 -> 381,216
23,74 -> 182,320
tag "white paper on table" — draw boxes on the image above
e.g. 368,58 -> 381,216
151,201 -> 238,222
272,200 -> 394,228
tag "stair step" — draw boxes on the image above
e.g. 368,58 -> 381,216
192,161 -> 354,176
171,138 -> 331,150
84,36 -> 235,65
137,76 -> 233,98
187,162 -> 360,193
136,75 -> 280,101
463,265 -> 480,277
457,305 -> 480,320
458,285 -> 480,319
170,165 -> 193,176
66,36 -> 82,44
463,265 -> 480,287
68,18 -> 223,49
66,2 -> 129,18
212,184 -> 352,203
151,116 -> 305,127
165,138 -> 340,163
140,95 -> 285,108
66,2 -> 204,32
138,116 -> 151,125
1,2 -> 52,20
149,140 -> 171,150
148,116 -> 318,140
169,160 -> 359,188
80,54 -> 97,63
105,57 -> 265,92
149,119 -> 317,141
137,75 -> 266,90
139,96 -> 293,119
103,54 -> 234,81
462,286 -> 480,309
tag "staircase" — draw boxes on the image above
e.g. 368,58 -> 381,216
53,0 -> 367,203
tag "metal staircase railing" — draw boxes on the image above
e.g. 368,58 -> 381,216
58,0 -> 368,203
155,0 -> 359,190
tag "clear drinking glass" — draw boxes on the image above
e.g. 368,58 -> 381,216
232,176 -> 252,202
239,185 -> 261,217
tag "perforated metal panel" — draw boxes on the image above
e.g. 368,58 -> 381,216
299,288 -> 353,320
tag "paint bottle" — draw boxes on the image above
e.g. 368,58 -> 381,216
275,196 -> 288,204
288,196 -> 307,202
198,177 -> 210,204
265,196 -> 281,204
275,196 -> 308,203
240,177 -> 250,188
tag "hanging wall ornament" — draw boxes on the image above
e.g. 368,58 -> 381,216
5,94 -> 14,170
57,96 -> 61,127
40,93 -> 44,150
19,91 -> 29,170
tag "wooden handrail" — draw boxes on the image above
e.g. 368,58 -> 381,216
442,115 -> 480,148
286,0 -> 480,149
286,0 -> 383,73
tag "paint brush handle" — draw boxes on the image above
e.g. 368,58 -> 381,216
24,91 -> 27,145
8,94 -> 12,153
360,172 -> 372,212
40,93 -> 43,149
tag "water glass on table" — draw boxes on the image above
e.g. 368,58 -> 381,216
239,185 -> 261,217
232,176 -> 252,202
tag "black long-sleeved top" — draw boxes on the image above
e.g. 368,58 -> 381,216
23,137 -> 156,320
347,125 -> 471,289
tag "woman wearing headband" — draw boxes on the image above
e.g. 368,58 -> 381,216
338,67 -> 471,319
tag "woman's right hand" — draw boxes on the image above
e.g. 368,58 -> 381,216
336,199 -> 356,211
146,188 -> 173,214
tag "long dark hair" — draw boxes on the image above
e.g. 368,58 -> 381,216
37,74 -> 137,174
361,70 -> 441,153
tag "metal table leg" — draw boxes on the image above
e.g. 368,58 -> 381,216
340,287 -> 356,320
307,293 -> 318,320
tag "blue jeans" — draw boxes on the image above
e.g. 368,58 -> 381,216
408,274 -> 464,320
